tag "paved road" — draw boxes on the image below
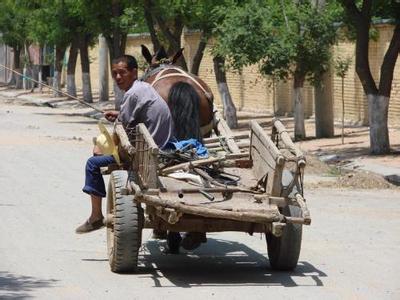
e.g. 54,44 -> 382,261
1,97 -> 400,299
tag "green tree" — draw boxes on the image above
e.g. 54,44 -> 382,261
0,1 -> 31,88
339,0 -> 400,154
28,0 -> 74,96
143,0 -> 238,127
81,0 -> 142,108
215,0 -> 337,140
142,0 -> 190,70
334,56 -> 352,144
65,0 -> 105,102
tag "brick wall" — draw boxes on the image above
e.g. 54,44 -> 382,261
73,24 -> 400,125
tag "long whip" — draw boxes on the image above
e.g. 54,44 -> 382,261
0,63 -> 105,113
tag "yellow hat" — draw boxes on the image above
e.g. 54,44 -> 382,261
96,122 -> 120,164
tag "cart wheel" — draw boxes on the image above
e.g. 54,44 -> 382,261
266,205 -> 302,271
107,170 -> 143,273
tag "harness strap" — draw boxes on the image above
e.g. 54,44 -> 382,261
151,67 -> 213,100
200,119 -> 214,136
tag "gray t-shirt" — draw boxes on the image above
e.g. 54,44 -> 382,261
118,80 -> 174,149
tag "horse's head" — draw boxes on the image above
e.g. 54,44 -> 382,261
141,45 -> 184,71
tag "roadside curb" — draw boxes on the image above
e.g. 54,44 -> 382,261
318,154 -> 400,186
0,89 -> 113,121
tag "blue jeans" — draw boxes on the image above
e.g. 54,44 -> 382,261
82,155 -> 116,197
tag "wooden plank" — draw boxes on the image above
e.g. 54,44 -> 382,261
215,111 -> 241,153
133,123 -> 159,189
250,120 -> 284,196
250,130 -> 277,175
206,140 -> 249,150
144,216 -> 271,233
250,120 -> 284,164
294,193 -> 311,225
137,123 -> 158,154
114,123 -> 136,158
273,118 -> 306,167
225,152 -> 249,159
160,156 -> 224,175
203,132 -> 249,144
136,193 -> 282,224
220,159 -> 253,168
165,186 -> 263,195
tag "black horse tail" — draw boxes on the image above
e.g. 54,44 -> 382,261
168,82 -> 202,142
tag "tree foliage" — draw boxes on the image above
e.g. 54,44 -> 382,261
0,0 -> 31,51
214,0 -> 339,84
339,0 -> 400,154
26,0 -> 73,49
80,0 -> 143,58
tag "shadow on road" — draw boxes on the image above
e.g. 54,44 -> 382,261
0,271 -> 58,299
135,238 -> 326,288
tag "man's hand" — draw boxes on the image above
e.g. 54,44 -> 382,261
104,110 -> 119,122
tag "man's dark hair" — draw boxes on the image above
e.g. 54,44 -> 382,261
112,55 -> 138,70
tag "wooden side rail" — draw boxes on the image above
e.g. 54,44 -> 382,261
272,118 -> 306,167
250,120 -> 284,196
114,123 -> 136,158
214,111 -> 241,153
133,123 -> 159,189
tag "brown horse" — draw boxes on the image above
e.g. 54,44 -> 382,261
140,45 -> 214,139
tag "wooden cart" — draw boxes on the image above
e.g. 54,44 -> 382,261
105,117 -> 311,273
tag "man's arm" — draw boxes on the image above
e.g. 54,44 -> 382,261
118,92 -> 147,127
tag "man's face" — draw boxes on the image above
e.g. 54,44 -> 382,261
111,62 -> 137,91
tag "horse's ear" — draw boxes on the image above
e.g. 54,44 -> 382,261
155,46 -> 168,61
171,48 -> 184,64
141,45 -> 152,64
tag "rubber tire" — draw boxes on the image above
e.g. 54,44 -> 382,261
266,205 -> 302,271
107,170 -> 143,273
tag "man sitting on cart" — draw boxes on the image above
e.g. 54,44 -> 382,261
75,54 -> 174,234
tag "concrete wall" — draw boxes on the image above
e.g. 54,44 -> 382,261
0,44 -> 13,84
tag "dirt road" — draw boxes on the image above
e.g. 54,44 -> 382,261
1,96 -> 399,299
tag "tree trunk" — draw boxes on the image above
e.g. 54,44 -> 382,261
110,43 -> 125,109
79,36 -> 93,103
143,0 -> 161,52
314,67 -> 334,138
213,56 -> 238,128
67,41 -> 78,98
368,94 -> 390,154
38,46 -> 43,92
191,31 -> 209,76
293,75 -> 306,141
105,29 -> 127,109
98,35 -> 109,102
150,9 -> 188,70
312,0 -> 334,137
13,47 -> 23,89
23,43 -> 33,90
53,46 -> 65,97
341,77 -> 345,144
22,67 -> 32,90
341,2 -> 399,154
